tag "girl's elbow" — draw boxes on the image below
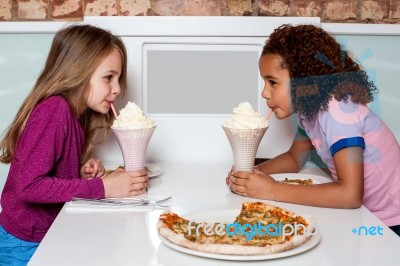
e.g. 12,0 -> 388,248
18,191 -> 34,202
347,201 -> 362,209
17,186 -> 37,203
346,194 -> 363,209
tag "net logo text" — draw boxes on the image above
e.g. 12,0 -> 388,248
352,225 -> 383,236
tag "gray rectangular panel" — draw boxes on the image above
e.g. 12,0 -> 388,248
146,50 -> 259,114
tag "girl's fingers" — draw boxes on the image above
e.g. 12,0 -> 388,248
129,189 -> 147,196
135,176 -> 149,184
131,182 -> 148,192
230,175 -> 246,186
230,183 -> 248,196
226,176 -> 231,186
95,164 -> 106,177
129,170 -> 148,177
85,166 -> 94,174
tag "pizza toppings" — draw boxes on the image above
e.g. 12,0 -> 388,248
279,178 -> 313,185
157,202 -> 317,255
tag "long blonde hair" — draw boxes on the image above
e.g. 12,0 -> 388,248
0,24 -> 127,164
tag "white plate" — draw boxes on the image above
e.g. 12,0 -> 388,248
105,164 -> 163,178
271,173 -> 332,185
146,164 -> 163,178
159,209 -> 321,261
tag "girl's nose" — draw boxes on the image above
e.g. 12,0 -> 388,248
261,85 -> 271,100
112,83 -> 121,95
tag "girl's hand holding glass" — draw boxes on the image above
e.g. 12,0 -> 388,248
228,169 -> 275,198
101,168 -> 149,198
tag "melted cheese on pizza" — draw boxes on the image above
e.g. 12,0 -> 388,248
159,202 -> 310,247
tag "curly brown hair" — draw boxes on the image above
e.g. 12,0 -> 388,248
262,24 -> 378,120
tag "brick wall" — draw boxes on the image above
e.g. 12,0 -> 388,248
1,0 -> 399,23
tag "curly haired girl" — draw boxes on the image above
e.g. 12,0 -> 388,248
227,24 -> 400,236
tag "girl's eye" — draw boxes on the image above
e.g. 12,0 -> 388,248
105,75 -> 113,81
269,80 -> 277,86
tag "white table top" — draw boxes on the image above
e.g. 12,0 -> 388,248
29,162 -> 400,266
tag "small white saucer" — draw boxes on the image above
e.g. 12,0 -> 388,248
105,164 -> 163,178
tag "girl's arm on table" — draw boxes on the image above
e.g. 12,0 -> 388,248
232,146 -> 364,209
256,131 -> 314,174
228,133 -> 313,196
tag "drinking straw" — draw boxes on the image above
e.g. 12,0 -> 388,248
110,103 -> 118,118
266,109 -> 272,121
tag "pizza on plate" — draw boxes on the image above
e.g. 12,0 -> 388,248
157,202 -> 316,255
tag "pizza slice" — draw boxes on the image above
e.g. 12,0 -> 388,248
279,178 -> 313,185
157,202 -> 316,255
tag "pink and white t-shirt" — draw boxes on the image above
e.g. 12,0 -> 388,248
299,98 -> 400,226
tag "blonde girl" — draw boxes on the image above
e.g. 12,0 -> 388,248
0,24 -> 148,264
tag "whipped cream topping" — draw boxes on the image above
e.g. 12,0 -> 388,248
223,102 -> 268,129
112,101 -> 155,129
